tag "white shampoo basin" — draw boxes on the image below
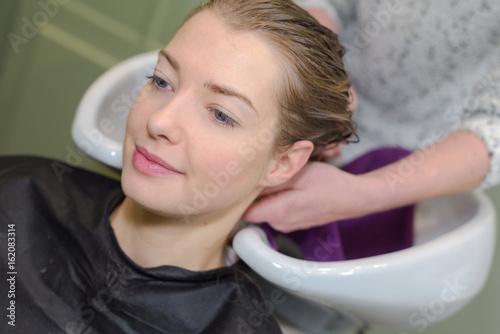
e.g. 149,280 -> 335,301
72,50 -> 159,169
233,191 -> 497,330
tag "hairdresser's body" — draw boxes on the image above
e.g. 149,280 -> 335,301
245,0 -> 500,232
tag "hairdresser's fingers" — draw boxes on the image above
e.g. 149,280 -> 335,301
307,8 -> 339,33
255,178 -> 297,198
348,85 -> 358,113
243,189 -> 298,227
244,162 -> 327,229
245,161 -> 370,232
246,190 -> 335,233
318,143 -> 343,161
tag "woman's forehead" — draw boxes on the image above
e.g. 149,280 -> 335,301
165,11 -> 282,117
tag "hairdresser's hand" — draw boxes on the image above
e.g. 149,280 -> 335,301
244,161 -> 372,233
245,131 -> 491,233
348,85 -> 358,113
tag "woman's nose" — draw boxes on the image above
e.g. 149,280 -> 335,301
146,96 -> 187,144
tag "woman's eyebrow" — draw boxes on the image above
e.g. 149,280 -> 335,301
159,49 -> 180,72
204,80 -> 257,115
159,49 -> 257,115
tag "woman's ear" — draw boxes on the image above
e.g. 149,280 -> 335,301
264,140 -> 314,187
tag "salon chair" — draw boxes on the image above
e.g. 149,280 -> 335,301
72,51 -> 497,333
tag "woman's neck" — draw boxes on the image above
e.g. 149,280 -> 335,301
110,197 -> 242,271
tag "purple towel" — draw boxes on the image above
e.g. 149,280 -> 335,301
262,147 -> 414,261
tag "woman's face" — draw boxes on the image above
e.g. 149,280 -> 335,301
121,11 -> 282,223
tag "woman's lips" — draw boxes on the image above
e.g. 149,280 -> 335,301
132,146 -> 183,176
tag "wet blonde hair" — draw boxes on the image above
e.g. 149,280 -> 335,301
187,0 -> 357,158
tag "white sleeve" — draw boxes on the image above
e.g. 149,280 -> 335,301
457,52 -> 500,190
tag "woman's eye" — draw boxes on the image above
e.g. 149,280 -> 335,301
147,75 -> 172,91
211,108 -> 237,128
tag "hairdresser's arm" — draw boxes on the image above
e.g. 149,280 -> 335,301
244,130 -> 490,232
307,8 -> 339,32
294,0 -> 354,34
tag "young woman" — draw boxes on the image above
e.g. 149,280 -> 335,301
0,0 -> 355,332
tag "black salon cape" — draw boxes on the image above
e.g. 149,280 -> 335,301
0,156 -> 282,334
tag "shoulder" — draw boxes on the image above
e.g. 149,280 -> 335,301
0,156 -> 65,199
0,155 -> 119,190
0,156 -> 122,224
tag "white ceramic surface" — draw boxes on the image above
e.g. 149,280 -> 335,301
72,50 -> 159,169
233,192 -> 497,328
